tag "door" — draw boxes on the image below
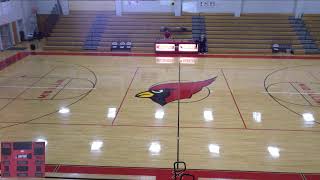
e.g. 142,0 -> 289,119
0,24 -> 13,49
11,21 -> 19,44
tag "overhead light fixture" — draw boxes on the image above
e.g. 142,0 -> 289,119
107,108 -> 117,118
203,110 -> 213,121
155,109 -> 164,119
149,142 -> 161,154
91,141 -> 103,151
303,113 -> 315,122
253,112 -> 262,123
208,144 -> 220,154
59,107 -> 70,114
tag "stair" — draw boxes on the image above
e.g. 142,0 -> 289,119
83,14 -> 108,50
289,16 -> 320,54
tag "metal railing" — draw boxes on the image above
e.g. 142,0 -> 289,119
43,1 -> 62,37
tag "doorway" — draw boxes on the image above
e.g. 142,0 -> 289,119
0,24 -> 13,49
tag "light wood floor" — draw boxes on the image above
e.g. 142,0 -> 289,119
0,54 -> 319,174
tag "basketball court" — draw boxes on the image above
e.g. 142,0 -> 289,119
0,52 -> 320,179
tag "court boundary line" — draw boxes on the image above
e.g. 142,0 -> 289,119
37,164 -> 319,180
220,69 -> 247,129
31,51 -> 320,60
111,67 -> 139,125
3,122 -> 320,132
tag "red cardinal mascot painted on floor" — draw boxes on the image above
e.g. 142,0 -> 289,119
135,77 -> 217,106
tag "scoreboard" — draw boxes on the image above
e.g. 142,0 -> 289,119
1,141 -> 45,178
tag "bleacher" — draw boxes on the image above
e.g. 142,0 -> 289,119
44,11 -> 314,54
203,13 -> 305,54
45,11 -> 114,51
98,13 -> 192,52
303,14 -> 320,50
44,11 -> 192,52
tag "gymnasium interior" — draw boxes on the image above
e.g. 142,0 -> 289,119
0,0 -> 320,179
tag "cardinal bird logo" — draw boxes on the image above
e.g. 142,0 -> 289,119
135,77 -> 217,106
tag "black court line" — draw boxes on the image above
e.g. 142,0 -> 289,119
264,65 -> 320,125
0,64 -> 98,130
300,173 -> 307,180
289,82 -> 313,106
111,68 -> 139,125
2,122 -> 320,132
177,58 -> 181,163
137,66 -> 277,70
0,78 -> 95,101
53,165 -> 60,173
50,78 -> 73,100
220,69 -> 247,129
265,81 -> 320,107
0,67 -> 57,112
309,71 -> 320,82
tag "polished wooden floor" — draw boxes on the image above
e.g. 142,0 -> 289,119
0,53 -> 320,174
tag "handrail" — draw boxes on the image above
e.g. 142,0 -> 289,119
56,0 -> 63,15
43,2 -> 61,37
